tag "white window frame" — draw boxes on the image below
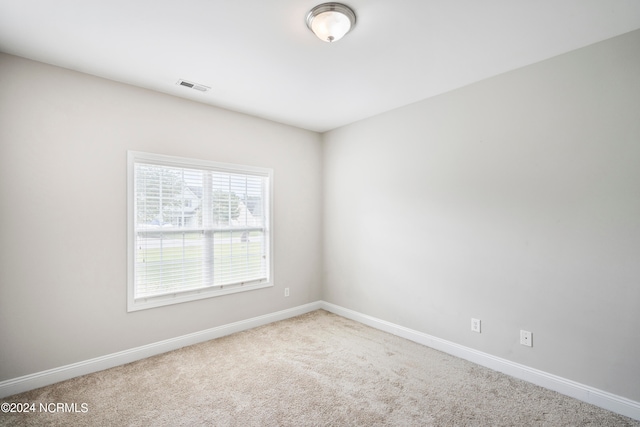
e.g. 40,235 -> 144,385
127,151 -> 274,312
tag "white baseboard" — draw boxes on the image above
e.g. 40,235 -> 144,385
319,301 -> 640,422
2,300 -> 638,422
0,301 -> 322,399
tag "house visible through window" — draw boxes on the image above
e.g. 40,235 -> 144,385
127,151 -> 273,311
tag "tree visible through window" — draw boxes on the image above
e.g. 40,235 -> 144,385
127,151 -> 272,311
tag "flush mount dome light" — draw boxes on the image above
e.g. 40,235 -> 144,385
306,3 -> 356,43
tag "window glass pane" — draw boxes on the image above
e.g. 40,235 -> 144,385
212,230 -> 266,286
135,231 -> 205,298
136,165 -> 205,229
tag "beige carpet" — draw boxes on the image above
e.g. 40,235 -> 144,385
1,310 -> 638,426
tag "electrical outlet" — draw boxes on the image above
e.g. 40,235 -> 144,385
520,330 -> 532,347
471,318 -> 481,333
284,287 -> 290,297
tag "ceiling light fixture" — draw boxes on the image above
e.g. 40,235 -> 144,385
306,3 -> 356,43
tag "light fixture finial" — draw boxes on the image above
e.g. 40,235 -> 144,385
306,3 -> 356,43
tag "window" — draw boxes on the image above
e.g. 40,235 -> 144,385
127,151 -> 273,311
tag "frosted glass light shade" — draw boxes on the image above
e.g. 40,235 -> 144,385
306,3 -> 356,43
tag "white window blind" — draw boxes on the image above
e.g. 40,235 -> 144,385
127,151 -> 272,311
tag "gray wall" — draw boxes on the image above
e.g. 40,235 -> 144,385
0,53 -> 323,381
323,29 -> 640,401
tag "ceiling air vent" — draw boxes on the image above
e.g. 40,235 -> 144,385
176,79 -> 210,93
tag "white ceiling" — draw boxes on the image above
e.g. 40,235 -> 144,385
1,1 -> 639,132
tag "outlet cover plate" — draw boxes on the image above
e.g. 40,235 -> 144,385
520,330 -> 532,347
471,318 -> 481,333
